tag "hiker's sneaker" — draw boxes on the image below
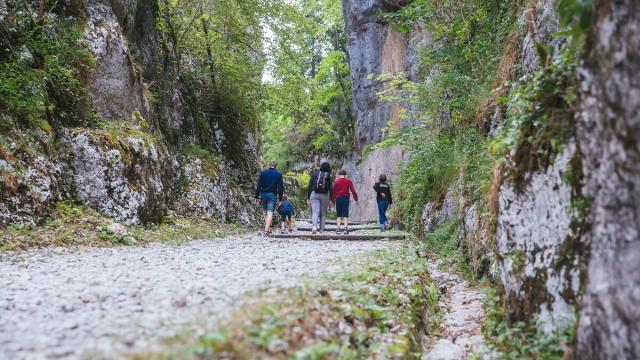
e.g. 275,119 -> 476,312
311,227 -> 317,234
343,228 -> 349,234
336,229 -> 342,235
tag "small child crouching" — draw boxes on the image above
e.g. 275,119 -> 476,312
277,194 -> 295,233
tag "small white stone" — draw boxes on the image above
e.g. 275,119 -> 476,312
107,223 -> 128,237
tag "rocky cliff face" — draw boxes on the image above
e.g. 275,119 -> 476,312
492,0 -> 587,333
0,0 -> 259,227
575,0 -> 640,357
344,0 -> 415,146
344,0 -> 639,356
496,142 -> 586,331
342,0 -> 429,221
492,2 -> 639,357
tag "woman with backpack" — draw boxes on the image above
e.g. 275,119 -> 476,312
307,162 -> 333,234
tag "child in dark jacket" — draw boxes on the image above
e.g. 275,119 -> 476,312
277,194 -> 295,233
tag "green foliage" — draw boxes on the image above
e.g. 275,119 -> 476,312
398,128 -> 493,230
499,48 -> 578,188
155,0 -> 268,176
362,126 -> 422,159
181,144 -> 222,164
383,0 -> 523,127
423,221 -> 475,279
555,0 -> 593,45
261,0 -> 354,168
377,1 -> 520,234
181,244 -> 438,359
0,0 -> 96,130
373,72 -> 424,128
157,0 -> 264,117
481,286 -> 575,359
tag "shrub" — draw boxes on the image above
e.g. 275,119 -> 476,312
0,2 -> 96,130
398,128 -> 492,230
499,47 -> 578,189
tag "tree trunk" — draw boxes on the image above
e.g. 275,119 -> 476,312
38,0 -> 45,20
200,1 -> 217,86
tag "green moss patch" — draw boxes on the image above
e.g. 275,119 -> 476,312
499,48 -> 579,190
181,144 -> 222,177
480,286 -> 575,359
0,201 -> 245,252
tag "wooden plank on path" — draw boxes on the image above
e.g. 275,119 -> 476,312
269,233 -> 405,240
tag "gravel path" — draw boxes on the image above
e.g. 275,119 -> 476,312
422,260 -> 486,360
0,234 -> 390,359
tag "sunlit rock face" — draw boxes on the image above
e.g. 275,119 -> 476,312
342,0 -> 429,220
343,0 -> 428,147
343,146 -> 407,221
575,1 -> 640,357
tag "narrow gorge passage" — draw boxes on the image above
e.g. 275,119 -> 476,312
1,0 -> 638,358
0,234 -> 390,359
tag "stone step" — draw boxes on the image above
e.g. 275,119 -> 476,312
268,233 -> 405,240
295,226 -> 379,231
296,219 -> 375,225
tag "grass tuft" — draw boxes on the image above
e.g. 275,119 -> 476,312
0,201 -> 246,252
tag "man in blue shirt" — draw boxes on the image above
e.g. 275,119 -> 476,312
255,160 -> 285,235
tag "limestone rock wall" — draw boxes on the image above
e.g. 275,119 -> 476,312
343,0 -> 428,147
342,0 -> 429,220
84,0 -> 152,122
343,0 -> 639,356
575,0 -> 640,357
342,146 -> 407,221
489,0 -> 640,356
65,130 -> 167,225
0,129 -> 63,225
491,2 -> 640,356
497,144 -> 585,331
0,0 -> 259,227
475,0 -> 601,342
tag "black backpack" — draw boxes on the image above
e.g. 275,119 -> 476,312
313,171 -> 330,193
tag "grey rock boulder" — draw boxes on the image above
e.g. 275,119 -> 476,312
67,130 -> 167,225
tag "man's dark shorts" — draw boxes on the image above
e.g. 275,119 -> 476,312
335,196 -> 350,217
260,192 -> 277,211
